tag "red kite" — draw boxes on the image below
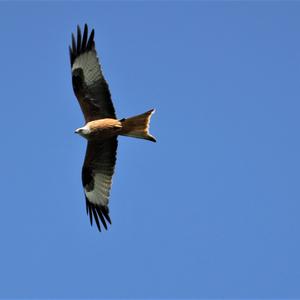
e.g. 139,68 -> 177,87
69,24 -> 156,232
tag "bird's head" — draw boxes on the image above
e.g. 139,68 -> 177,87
75,126 -> 91,138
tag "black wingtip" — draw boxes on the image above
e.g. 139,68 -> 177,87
92,207 -> 102,232
86,202 -> 111,232
96,206 -> 108,230
76,25 -> 82,54
101,206 -> 112,225
69,46 -> 74,65
85,197 -> 89,215
88,205 -> 93,226
70,24 -> 95,66
87,29 -> 95,50
82,24 -> 88,50
71,33 -> 76,54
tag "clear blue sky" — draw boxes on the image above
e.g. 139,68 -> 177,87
0,1 -> 299,298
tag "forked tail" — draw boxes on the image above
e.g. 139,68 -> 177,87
120,109 -> 156,142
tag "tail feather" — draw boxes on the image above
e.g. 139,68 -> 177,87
120,109 -> 156,142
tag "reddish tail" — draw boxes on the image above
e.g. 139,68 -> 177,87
120,109 -> 156,142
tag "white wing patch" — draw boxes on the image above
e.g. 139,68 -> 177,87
84,173 -> 112,206
72,50 -> 102,86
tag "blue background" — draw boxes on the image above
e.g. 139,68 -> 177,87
0,1 -> 299,298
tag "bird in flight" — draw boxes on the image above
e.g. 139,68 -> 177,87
69,24 -> 156,232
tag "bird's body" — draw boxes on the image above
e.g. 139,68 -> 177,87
69,24 -> 156,232
76,109 -> 156,142
76,118 -> 122,140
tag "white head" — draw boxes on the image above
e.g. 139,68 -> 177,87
75,125 -> 91,138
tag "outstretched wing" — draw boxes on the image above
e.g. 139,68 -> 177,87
82,138 -> 118,231
69,24 -> 116,122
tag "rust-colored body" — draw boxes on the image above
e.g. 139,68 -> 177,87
87,118 -> 122,140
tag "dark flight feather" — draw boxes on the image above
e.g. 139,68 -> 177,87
81,24 -> 88,51
76,25 -> 82,54
101,206 -> 112,225
88,205 -> 93,226
86,201 -> 110,231
92,207 -> 101,232
96,206 -> 108,230
87,29 -> 94,50
72,33 -> 76,56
